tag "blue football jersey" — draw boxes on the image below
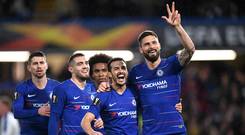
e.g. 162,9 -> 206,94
49,79 -> 99,135
13,78 -> 60,135
129,55 -> 186,135
89,87 -> 138,135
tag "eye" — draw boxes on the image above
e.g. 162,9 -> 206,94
121,66 -> 126,70
143,42 -> 150,47
32,62 -> 38,65
152,41 -> 157,44
114,67 -> 119,70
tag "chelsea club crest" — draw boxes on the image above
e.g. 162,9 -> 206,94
157,69 -> 164,77
132,99 -> 136,106
90,95 -> 95,101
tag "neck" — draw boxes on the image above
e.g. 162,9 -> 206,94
32,75 -> 47,89
145,57 -> 161,70
71,76 -> 86,90
111,83 -> 126,95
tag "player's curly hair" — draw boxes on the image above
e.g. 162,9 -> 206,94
89,53 -> 112,77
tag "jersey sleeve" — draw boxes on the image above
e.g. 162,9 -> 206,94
12,83 -> 39,118
128,66 -> 137,88
167,54 -> 184,73
88,93 -> 107,118
48,85 -> 66,135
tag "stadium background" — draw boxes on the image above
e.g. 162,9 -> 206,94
0,0 -> 244,134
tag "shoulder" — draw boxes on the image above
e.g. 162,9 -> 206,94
95,91 -> 112,103
126,87 -> 137,97
48,78 -> 60,86
53,80 -> 71,93
15,79 -> 31,93
129,63 -> 144,77
166,54 -> 178,63
92,91 -> 111,106
96,91 -> 111,99
130,63 -> 145,72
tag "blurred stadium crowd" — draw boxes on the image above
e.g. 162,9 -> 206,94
0,0 -> 244,135
182,62 -> 245,135
0,0 -> 244,20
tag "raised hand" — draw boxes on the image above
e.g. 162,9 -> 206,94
97,82 -> 110,92
161,2 -> 181,27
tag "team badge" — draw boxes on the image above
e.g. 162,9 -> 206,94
52,95 -> 58,103
14,92 -> 20,100
49,92 -> 53,99
157,69 -> 164,77
93,97 -> 100,105
132,99 -> 136,106
90,95 -> 95,101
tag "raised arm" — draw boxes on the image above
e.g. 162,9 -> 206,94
162,1 -> 195,66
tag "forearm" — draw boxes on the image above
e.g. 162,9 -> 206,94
13,104 -> 39,118
81,113 -> 96,135
13,95 -> 39,118
175,24 -> 195,52
48,112 -> 60,135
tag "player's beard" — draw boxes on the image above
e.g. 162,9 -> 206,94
34,72 -> 45,79
77,74 -> 89,81
143,49 -> 160,63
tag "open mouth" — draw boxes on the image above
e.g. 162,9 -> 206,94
117,74 -> 125,81
148,49 -> 157,56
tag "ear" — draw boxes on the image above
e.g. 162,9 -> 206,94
139,46 -> 143,54
108,72 -> 112,78
68,65 -> 73,73
46,62 -> 48,70
27,65 -> 31,72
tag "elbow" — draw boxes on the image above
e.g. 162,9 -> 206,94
81,112 -> 95,134
12,108 -> 20,118
192,46 -> 196,53
189,45 -> 195,55
81,114 -> 88,130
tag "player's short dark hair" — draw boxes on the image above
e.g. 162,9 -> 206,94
68,53 -> 85,65
28,51 -> 46,65
107,57 -> 126,72
138,30 -> 158,46
89,53 -> 112,77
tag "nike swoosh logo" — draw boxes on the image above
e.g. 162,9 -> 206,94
27,94 -> 36,98
109,103 -> 116,107
74,96 -> 80,100
136,76 -> 143,79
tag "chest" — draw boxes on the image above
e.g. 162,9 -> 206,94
104,93 -> 137,117
66,90 -> 97,105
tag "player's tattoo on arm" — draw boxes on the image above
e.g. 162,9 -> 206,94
178,47 -> 195,66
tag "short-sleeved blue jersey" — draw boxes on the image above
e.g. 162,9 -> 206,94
13,78 -> 60,135
49,79 -> 100,135
89,87 -> 138,135
129,55 -> 186,135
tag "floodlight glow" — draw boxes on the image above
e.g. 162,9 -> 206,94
0,51 -> 30,62
74,50 -> 134,61
177,50 -> 237,61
